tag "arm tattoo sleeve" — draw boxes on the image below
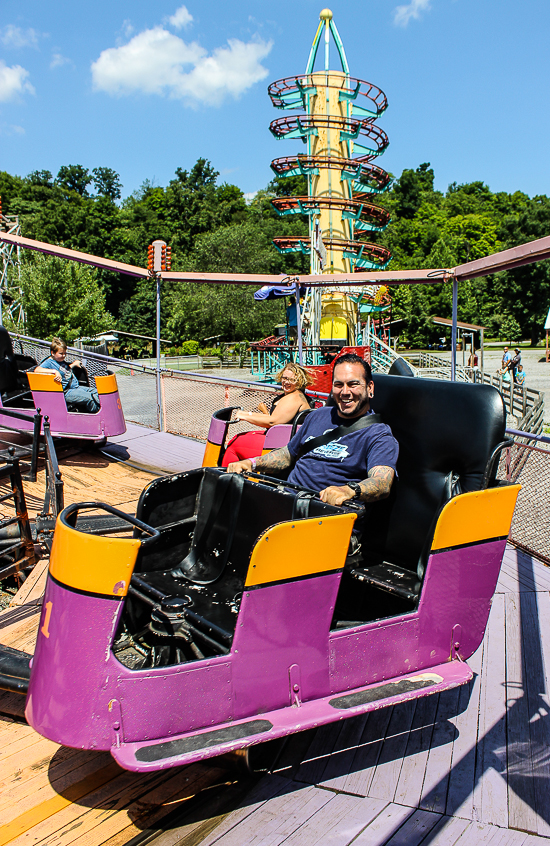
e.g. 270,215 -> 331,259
256,446 -> 293,474
358,465 -> 395,502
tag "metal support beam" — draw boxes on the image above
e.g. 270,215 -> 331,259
451,277 -> 458,382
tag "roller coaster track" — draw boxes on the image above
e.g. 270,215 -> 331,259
272,236 -> 391,270
271,196 -> 390,232
268,74 -> 388,119
269,115 -> 389,159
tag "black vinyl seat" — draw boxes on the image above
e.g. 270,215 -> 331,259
347,374 -> 507,603
0,327 -> 36,406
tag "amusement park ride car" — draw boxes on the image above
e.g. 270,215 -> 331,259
0,327 -> 125,442
15,372 -> 519,773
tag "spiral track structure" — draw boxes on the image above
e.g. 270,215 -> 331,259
268,9 -> 392,348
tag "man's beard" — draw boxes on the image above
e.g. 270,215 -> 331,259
336,392 -> 370,418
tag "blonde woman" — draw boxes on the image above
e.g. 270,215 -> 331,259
222,362 -> 313,467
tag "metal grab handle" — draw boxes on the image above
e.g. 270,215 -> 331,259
482,439 -> 514,489
60,501 -> 161,546
227,407 -> 244,425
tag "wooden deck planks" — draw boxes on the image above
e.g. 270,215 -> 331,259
282,793 -> 388,846
444,641 -> 484,821
200,779 -> 334,846
105,424 -> 205,476
366,699 -> 417,802
520,590 -> 550,837
472,591 -> 509,828
337,704 -> 394,797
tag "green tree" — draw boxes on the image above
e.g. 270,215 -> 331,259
92,167 -> 122,200
56,165 -> 93,197
20,255 -> 113,342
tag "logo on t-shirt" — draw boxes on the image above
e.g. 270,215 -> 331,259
304,438 -> 349,461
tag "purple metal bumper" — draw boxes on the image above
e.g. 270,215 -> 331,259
112,659 -> 472,772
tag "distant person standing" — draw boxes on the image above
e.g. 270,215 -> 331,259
286,296 -> 298,343
515,364 -> 526,386
509,348 -> 522,382
502,346 -> 511,371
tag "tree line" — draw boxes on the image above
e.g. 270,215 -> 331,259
0,159 -> 549,348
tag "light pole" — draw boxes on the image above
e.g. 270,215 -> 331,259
147,240 -> 171,430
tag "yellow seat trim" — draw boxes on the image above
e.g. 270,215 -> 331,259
431,485 -> 521,551
27,372 -> 63,392
50,518 -> 140,597
202,441 -> 221,467
245,512 -> 356,587
95,374 -> 119,395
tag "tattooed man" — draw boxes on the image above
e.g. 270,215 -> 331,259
227,354 -> 398,508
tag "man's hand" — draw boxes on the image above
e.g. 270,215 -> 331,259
320,467 -> 395,506
226,446 -> 293,477
227,459 -> 253,474
319,485 -> 356,506
70,359 -> 82,369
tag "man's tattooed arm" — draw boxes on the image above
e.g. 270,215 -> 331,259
358,465 -> 395,502
226,446 -> 294,476
319,465 -> 395,507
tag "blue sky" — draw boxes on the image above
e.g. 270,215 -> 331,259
1,0 -> 549,201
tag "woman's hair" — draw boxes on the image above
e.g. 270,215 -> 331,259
275,361 -> 314,390
50,337 -> 67,354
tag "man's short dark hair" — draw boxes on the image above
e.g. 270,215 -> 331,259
333,353 -> 372,383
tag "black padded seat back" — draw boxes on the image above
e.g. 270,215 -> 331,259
0,327 -> 19,395
70,364 -> 90,386
185,468 -> 342,583
388,357 -> 415,377
367,374 -> 506,572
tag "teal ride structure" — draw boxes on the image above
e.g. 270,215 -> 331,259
252,9 -> 394,376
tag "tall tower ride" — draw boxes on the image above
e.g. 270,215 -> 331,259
268,9 -> 392,350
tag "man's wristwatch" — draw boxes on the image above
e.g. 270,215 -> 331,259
347,482 -> 363,499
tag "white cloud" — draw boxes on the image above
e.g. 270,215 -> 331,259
0,25 -> 39,48
121,19 -> 135,38
0,60 -> 35,102
393,0 -> 431,27
91,25 -> 271,107
0,123 -> 25,136
50,53 -> 73,69
168,6 -> 193,30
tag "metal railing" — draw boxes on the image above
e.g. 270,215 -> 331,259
0,452 -> 36,583
35,418 -> 64,551
364,330 -> 418,375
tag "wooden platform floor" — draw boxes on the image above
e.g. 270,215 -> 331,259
0,428 -> 549,844
103,423 -> 206,476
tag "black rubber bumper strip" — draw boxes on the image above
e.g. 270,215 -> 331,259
135,718 -> 274,762
329,676 -> 437,709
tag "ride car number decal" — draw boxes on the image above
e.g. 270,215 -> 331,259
41,601 -> 53,638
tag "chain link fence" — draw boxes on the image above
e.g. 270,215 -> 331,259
10,334 -> 281,436
161,374 -> 279,440
500,433 -> 550,565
